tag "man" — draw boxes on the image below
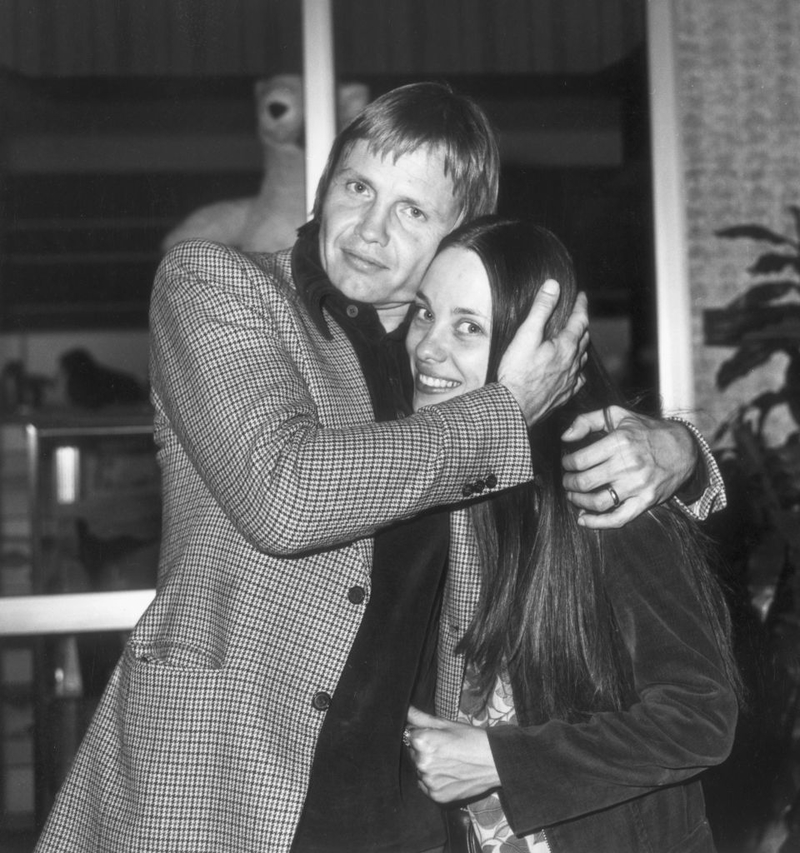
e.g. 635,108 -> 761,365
36,83 -> 722,853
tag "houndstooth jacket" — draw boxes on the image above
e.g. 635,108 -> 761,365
34,239 -> 535,853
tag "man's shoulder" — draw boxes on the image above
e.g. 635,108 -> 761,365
159,239 -> 298,300
163,237 -> 292,274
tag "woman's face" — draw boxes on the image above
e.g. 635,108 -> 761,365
406,246 -> 492,411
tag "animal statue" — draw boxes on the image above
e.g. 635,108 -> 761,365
162,74 -> 370,254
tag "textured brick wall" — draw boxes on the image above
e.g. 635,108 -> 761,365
676,0 -> 800,443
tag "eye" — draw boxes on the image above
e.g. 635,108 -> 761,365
405,206 -> 426,221
456,319 -> 485,336
346,180 -> 369,195
411,303 -> 434,324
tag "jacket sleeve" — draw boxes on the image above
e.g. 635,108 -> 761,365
149,240 -> 534,556
668,417 -> 727,520
488,513 -> 738,835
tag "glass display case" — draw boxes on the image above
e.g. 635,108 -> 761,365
28,412 -> 161,598
0,409 -> 160,846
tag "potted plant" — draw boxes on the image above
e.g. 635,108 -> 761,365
702,205 -> 800,851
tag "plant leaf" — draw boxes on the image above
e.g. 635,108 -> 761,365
749,253 -> 800,276
729,280 -> 800,309
708,304 -> 800,341
716,225 -> 794,246
790,206 -> 800,242
717,343 -> 778,389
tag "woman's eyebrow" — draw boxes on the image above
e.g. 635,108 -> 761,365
414,290 -> 489,321
450,305 -> 490,320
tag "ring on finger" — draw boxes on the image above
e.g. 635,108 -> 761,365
606,486 -> 621,508
402,727 -> 412,747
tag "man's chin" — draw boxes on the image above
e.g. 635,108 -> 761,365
333,272 -> 383,303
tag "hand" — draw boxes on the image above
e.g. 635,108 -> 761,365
405,706 -> 500,803
498,280 -> 589,427
561,407 -> 698,529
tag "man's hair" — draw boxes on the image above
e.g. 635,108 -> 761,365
311,82 -> 500,223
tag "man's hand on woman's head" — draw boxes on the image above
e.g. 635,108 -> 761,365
497,280 -> 589,428
561,407 -> 699,529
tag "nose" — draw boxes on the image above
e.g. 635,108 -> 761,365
355,200 -> 390,246
415,326 -> 446,363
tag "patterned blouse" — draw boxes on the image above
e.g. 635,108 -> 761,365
458,663 -> 551,852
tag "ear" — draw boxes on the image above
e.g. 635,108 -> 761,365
254,77 -> 271,102
337,82 -> 370,129
255,74 -> 303,107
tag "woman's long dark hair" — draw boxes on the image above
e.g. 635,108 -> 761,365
438,217 -> 741,722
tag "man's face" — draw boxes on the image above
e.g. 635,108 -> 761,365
318,140 -> 463,307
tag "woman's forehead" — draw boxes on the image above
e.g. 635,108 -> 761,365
421,248 -> 491,310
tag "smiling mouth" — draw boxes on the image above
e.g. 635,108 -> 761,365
416,372 -> 460,392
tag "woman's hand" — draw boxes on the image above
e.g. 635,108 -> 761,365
405,706 -> 501,803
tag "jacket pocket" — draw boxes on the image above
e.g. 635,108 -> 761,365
116,653 -> 256,847
130,637 -> 225,670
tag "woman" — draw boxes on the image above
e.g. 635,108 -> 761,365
403,217 -> 740,853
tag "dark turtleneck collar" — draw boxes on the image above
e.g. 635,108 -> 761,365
292,220 -> 338,340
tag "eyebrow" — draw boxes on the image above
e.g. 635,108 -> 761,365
415,290 -> 491,320
338,165 -> 445,218
338,165 -> 371,187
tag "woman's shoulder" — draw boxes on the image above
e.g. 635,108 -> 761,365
599,509 -> 696,584
601,507 -> 690,548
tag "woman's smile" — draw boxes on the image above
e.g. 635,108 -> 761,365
414,370 -> 462,393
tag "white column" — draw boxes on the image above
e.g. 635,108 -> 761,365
302,0 -> 337,218
647,0 -> 694,414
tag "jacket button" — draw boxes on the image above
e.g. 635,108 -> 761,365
474,479 -> 485,493
462,484 -> 473,497
312,691 -> 331,711
348,585 -> 366,604
486,474 -> 498,488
